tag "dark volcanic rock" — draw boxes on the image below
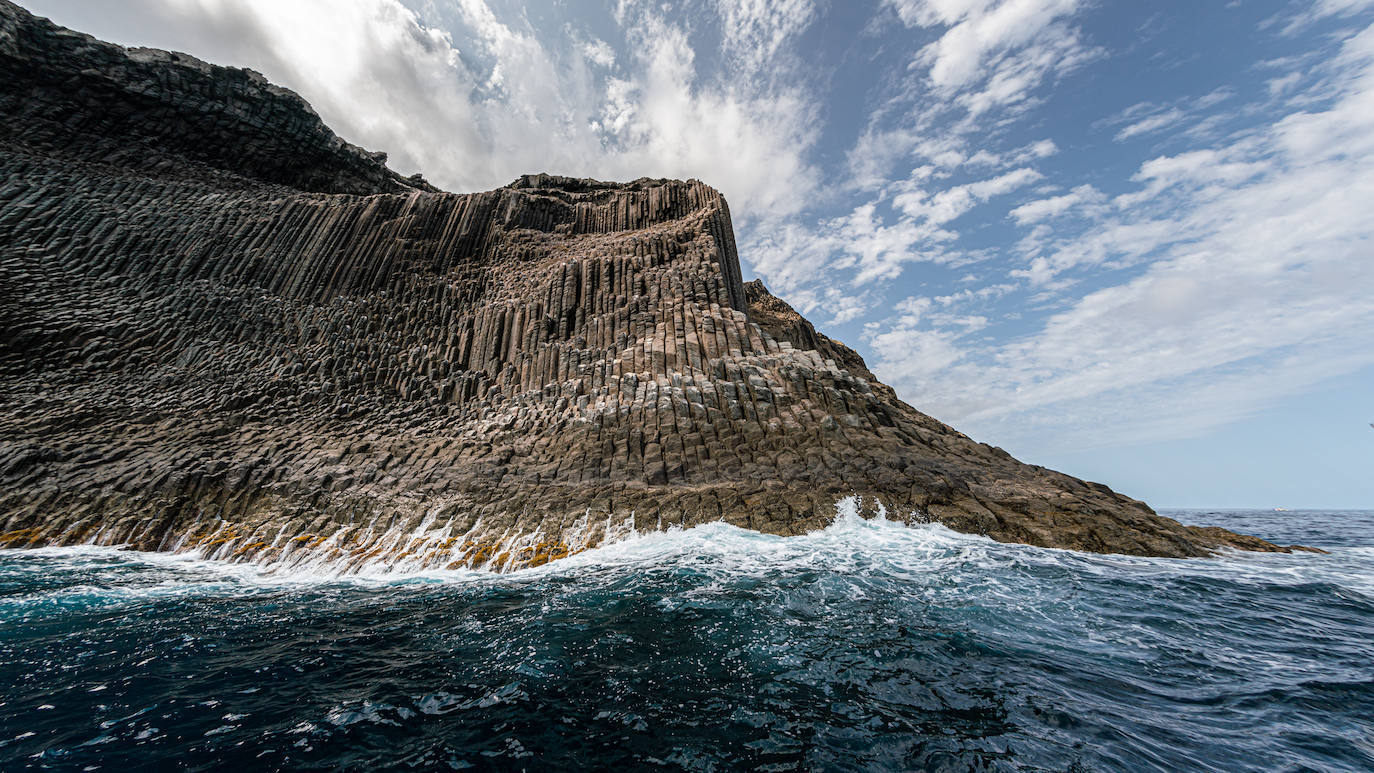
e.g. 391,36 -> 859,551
0,1 -> 1298,569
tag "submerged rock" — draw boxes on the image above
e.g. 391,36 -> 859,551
0,1 -> 1301,570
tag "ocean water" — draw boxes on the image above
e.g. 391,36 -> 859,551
1,507 -> 1371,772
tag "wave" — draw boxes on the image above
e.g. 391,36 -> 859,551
2,499 -> 1367,609
3,508 -> 1372,772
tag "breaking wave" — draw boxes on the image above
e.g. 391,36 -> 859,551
2,508 -> 1372,770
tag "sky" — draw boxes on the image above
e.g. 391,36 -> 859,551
23,0 -> 1374,508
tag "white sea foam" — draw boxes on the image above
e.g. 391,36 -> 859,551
2,499 -> 1368,607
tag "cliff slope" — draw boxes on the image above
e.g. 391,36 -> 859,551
0,2 -> 1297,570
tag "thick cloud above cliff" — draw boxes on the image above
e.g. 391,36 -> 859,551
26,0 -> 820,223
24,0 -> 1374,505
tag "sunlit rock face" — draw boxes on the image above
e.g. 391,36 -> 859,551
0,0 -> 1293,570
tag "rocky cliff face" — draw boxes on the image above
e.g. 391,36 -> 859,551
0,1 -> 1297,570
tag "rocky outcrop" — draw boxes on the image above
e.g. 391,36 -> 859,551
0,1 -> 1301,570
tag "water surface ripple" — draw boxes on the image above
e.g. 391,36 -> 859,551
1,509 -> 1371,771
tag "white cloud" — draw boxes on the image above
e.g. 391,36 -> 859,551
893,167 -> 1041,223
1266,71 -> 1302,97
1308,0 -> 1374,21
869,324 -> 968,384
867,21 -> 1374,448
716,0 -> 816,81
603,8 -> 821,220
34,0 -> 823,225
891,0 -> 1085,91
851,0 -> 1095,177
581,37 -> 617,68
746,163 -> 1038,298
815,0 -> 1095,308
1026,138 -> 1059,158
1008,184 -> 1104,224
1114,108 -> 1185,140
885,0 -> 996,28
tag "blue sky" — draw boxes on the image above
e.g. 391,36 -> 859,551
26,0 -> 1374,508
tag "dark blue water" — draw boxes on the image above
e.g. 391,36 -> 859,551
1,508 -> 1371,772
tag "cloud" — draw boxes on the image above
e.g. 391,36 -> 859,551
848,0 -> 1095,181
835,202 -> 958,284
865,20 -> 1374,448
817,0 -> 1096,295
601,7 -> 822,220
1114,108 -> 1185,141
580,37 -> 617,69
1008,184 -> 1104,224
747,163 -> 1039,301
889,0 -> 1084,90
1291,0 -> 1374,27
893,167 -> 1041,223
716,0 -> 817,82
747,0 -> 1098,332
746,201 -> 953,293
885,0 -> 1094,123
32,0 -> 823,225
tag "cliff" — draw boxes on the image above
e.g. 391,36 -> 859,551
0,1 -> 1300,570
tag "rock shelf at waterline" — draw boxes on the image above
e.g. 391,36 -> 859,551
0,1 -> 1313,570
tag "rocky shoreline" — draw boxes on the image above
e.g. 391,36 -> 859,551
0,1 -> 1308,570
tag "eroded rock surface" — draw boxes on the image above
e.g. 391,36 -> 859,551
0,1 -> 1297,570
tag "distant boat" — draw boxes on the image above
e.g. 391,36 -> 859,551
1274,507 -> 1289,511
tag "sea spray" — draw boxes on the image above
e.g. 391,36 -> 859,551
3,510 -> 1371,770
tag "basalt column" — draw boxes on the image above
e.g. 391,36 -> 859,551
0,0 -> 1300,569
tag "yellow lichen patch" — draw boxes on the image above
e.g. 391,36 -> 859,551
0,528 -> 45,546
462,541 -> 499,566
520,540 -> 576,568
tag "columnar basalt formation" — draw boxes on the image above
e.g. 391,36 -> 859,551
0,2 -> 1300,570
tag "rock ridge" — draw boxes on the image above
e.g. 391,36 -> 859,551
0,0 -> 430,195
0,1 -> 1303,570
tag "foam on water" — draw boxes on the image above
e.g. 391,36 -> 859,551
2,499 -> 1368,603
2,508 -> 1372,771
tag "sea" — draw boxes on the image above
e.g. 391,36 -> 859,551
1,507 -> 1371,772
